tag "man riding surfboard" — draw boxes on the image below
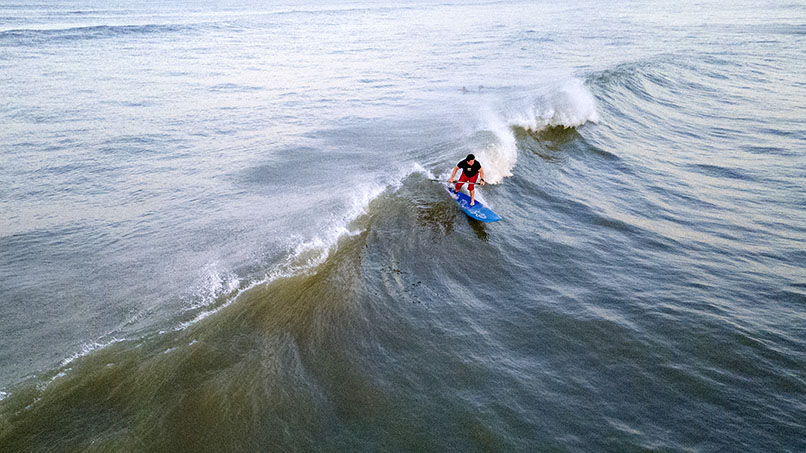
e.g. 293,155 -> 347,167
449,154 -> 486,206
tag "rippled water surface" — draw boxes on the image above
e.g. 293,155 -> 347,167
1,0 -> 804,450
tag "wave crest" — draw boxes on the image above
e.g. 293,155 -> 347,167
469,78 -> 599,184
512,78 -> 600,131
474,114 -> 518,185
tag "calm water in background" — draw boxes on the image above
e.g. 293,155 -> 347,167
1,0 -> 804,450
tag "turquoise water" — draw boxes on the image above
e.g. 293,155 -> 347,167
1,0 -> 804,450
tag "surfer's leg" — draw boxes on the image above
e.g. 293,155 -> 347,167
469,189 -> 475,205
455,174 -> 468,193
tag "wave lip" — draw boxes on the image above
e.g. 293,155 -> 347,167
174,163 -> 428,332
59,338 -> 126,367
183,263 -> 241,312
513,78 -> 601,131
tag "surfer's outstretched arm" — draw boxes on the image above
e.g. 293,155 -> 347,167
449,166 -> 459,183
479,168 -> 486,185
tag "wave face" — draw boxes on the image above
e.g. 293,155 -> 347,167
1,0 -> 805,451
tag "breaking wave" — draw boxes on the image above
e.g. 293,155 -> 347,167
469,78 -> 600,184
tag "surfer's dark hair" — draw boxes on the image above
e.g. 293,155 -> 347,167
466,154 -> 475,161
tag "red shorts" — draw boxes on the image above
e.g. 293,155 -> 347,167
455,173 -> 478,192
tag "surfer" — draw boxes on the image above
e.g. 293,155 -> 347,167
449,153 -> 486,206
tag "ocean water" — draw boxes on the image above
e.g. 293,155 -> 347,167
1,0 -> 804,450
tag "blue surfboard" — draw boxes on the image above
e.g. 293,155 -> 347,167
446,186 -> 502,222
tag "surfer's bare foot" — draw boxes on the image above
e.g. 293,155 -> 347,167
470,201 -> 475,206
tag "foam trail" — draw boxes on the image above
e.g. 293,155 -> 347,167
176,162 -> 428,331
276,162 -> 428,272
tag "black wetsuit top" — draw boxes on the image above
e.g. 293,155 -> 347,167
457,160 -> 481,178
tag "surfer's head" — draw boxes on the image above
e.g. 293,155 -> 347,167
465,154 -> 475,164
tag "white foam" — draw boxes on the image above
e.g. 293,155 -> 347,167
0,391 -> 8,401
60,338 -> 125,367
276,162 -> 428,274
511,78 -> 600,131
183,262 -> 241,311
476,108 -> 519,185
